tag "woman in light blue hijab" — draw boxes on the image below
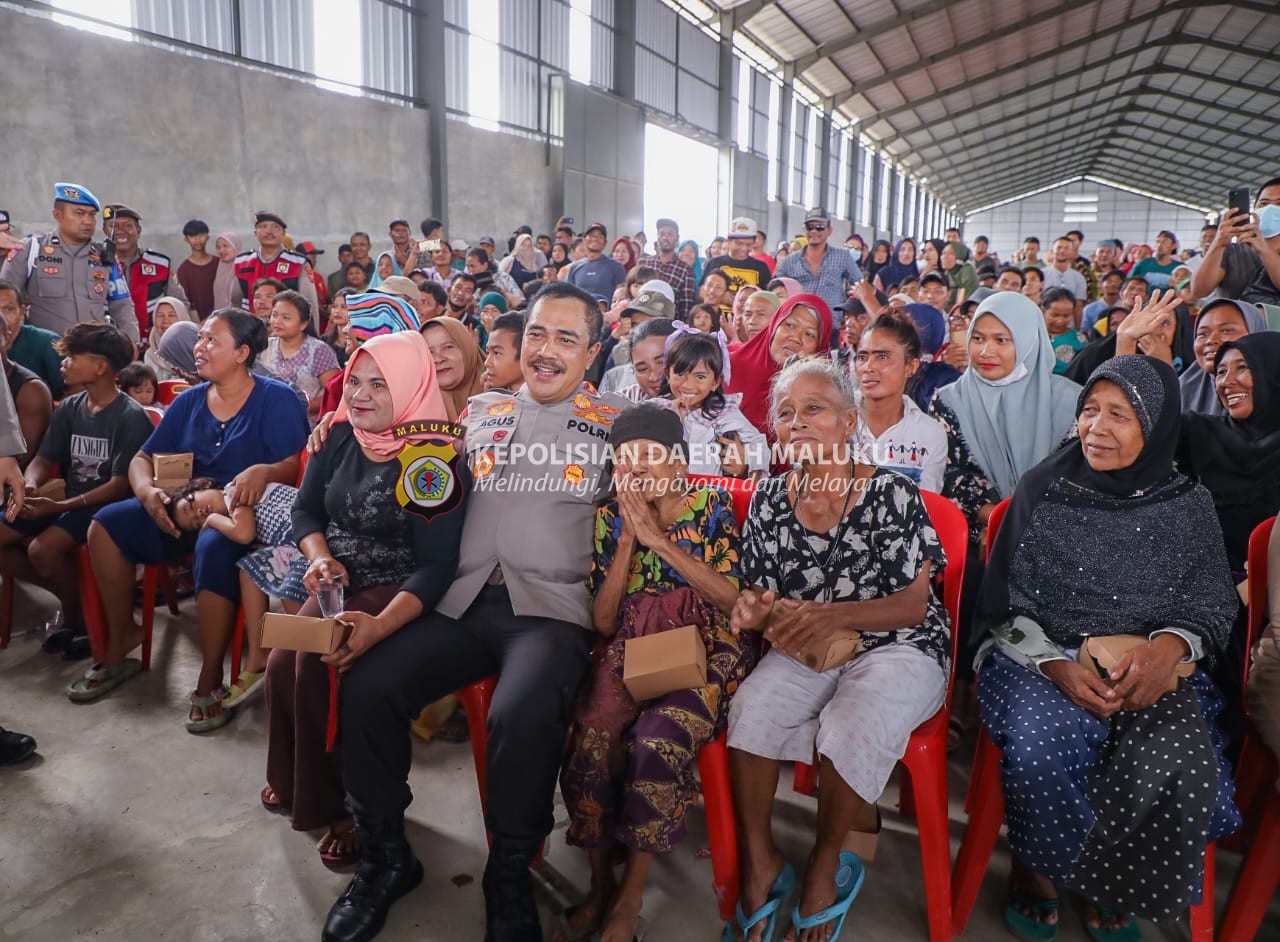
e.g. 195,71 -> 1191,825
929,291 -> 1080,536
1177,298 -> 1269,416
677,239 -> 703,286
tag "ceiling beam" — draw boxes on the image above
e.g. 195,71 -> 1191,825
902,85 -> 1271,163
937,135 -> 1114,206
937,123 -> 1258,211
829,0 -> 1192,112
790,0 -> 955,74
830,4 -> 1278,113
879,55 -> 1280,151
855,35 -> 1278,130
918,96 -> 1267,179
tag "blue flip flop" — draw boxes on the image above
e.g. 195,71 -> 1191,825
722,863 -> 797,942
790,852 -> 866,941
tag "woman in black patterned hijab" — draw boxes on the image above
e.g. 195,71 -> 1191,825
975,355 -> 1241,939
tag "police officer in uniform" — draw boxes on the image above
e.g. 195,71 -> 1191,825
102,204 -> 186,339
0,183 -> 139,344
230,211 -> 318,314
321,280 -> 628,942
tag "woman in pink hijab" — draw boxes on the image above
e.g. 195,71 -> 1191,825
261,330 -> 469,870
769,276 -> 804,301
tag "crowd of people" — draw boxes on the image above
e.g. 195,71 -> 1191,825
0,175 -> 1278,942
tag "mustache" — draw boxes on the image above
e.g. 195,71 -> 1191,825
529,358 -> 563,373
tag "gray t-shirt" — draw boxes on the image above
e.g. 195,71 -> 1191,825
38,391 -> 153,497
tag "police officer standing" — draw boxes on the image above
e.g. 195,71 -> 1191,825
321,280 -> 627,942
103,203 -> 186,339
0,183 -> 139,344
230,211 -> 319,314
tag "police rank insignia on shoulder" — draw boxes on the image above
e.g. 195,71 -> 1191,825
393,423 -> 466,521
487,399 -> 516,416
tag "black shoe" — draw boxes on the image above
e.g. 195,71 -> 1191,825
41,627 -> 77,654
62,632 -> 92,661
0,727 -> 37,765
483,840 -> 542,942
322,812 -> 423,942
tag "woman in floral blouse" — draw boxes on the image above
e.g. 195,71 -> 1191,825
558,403 -> 758,942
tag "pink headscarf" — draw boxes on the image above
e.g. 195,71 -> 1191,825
331,331 -> 451,457
772,276 -> 803,300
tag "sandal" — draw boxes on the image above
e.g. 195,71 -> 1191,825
1005,891 -> 1060,941
722,863 -> 796,942
789,852 -> 865,942
223,670 -> 265,709
260,785 -> 291,816
554,903 -> 601,942
67,658 -> 142,703
1085,905 -> 1138,942
185,692 -> 232,734
318,822 -> 360,870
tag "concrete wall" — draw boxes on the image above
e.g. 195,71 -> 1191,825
0,9 -> 560,267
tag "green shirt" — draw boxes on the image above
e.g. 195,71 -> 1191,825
10,324 -> 64,399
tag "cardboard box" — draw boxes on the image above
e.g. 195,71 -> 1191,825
152,452 -> 193,489
37,478 -> 66,501
794,628 -> 862,673
623,625 -> 707,701
261,612 -> 351,655
1079,634 -> 1194,691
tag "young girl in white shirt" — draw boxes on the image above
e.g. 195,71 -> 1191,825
658,326 -> 768,479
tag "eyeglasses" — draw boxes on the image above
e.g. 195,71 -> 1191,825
805,223 -> 828,232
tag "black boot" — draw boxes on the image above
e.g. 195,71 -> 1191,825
482,839 -> 542,942
0,727 -> 37,765
321,812 -> 423,942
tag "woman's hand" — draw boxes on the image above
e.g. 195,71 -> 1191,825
302,555 -> 350,595
140,485 -> 181,538
730,588 -> 776,635
227,464 -> 269,509
1115,288 -> 1179,356
308,412 -> 335,454
1109,634 -> 1188,711
1042,659 -> 1122,720
764,598 -> 832,657
321,610 -> 384,673
616,474 -> 668,549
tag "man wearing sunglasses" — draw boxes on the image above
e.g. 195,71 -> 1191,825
775,208 -> 864,331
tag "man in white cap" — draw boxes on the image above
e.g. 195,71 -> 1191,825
702,215 -> 772,302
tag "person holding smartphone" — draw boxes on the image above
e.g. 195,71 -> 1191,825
1191,177 -> 1280,304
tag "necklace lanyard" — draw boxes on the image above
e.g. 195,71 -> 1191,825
788,468 -> 858,603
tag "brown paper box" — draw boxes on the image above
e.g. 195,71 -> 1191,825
1079,635 -> 1194,692
261,612 -> 351,655
623,625 -> 707,701
37,478 -> 66,501
794,628 -> 863,673
152,452 -> 194,489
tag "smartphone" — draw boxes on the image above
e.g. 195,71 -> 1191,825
419,238 -> 442,253
562,217 -> 575,227
1228,187 -> 1251,221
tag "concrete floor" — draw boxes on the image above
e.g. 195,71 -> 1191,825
1,582 -> 1277,942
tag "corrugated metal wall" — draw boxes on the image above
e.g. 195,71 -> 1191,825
361,0 -> 413,99
133,0 -> 236,52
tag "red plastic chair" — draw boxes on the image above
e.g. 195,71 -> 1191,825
453,474 -> 756,919
1219,515 -> 1280,942
156,379 -> 190,406
143,406 -> 164,427
79,545 -> 153,670
789,490 -> 970,942
950,500 -> 1218,941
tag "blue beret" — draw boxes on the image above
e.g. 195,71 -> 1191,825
54,182 -> 101,211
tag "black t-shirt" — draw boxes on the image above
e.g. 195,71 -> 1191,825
702,254 -> 773,297
37,391 -> 153,497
